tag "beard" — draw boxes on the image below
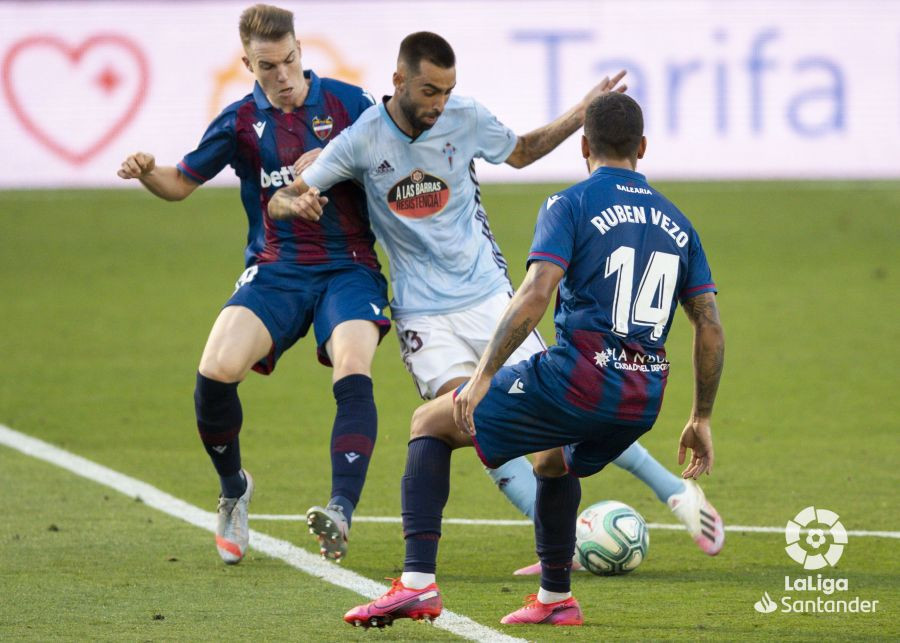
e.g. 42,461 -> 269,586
398,93 -> 440,133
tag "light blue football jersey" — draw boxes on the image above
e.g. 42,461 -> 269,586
301,95 -> 517,318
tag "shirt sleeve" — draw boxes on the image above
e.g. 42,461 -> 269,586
678,227 -> 717,302
527,193 -> 576,272
472,100 -> 518,164
177,108 -> 237,184
301,125 -> 362,190
358,89 -> 376,117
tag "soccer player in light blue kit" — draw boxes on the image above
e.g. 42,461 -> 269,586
269,32 -> 723,564
344,90 -> 725,628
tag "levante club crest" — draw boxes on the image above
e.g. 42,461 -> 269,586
312,115 -> 333,140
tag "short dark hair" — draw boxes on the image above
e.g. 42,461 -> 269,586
398,32 -> 455,74
584,93 -> 644,160
239,4 -> 294,48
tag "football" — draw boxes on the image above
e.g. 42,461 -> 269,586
575,501 -> 649,575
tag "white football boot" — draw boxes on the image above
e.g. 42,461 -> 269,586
306,504 -> 349,562
215,470 -> 254,564
667,479 -> 724,555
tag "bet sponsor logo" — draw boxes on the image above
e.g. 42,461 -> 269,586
387,168 -> 450,218
259,165 -> 296,188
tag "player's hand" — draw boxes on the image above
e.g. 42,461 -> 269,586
117,152 -> 156,179
290,187 -> 329,221
293,148 -> 322,176
453,375 -> 491,436
582,70 -> 628,107
678,417 -> 714,479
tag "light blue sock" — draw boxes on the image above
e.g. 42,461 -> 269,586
485,456 -> 536,520
613,441 -> 685,503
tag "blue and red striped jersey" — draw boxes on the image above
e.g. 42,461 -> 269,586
177,71 -> 379,270
528,166 -> 717,426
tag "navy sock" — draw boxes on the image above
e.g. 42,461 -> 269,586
402,437 -> 452,574
329,375 -> 377,524
535,472 -> 581,593
194,373 -> 245,496
328,495 -> 355,527
220,470 -> 247,499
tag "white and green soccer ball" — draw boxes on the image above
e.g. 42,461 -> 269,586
575,500 -> 649,575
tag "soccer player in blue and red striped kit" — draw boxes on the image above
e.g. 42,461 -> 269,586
344,91 -> 725,627
117,4 -> 388,564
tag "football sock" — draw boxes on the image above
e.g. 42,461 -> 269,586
220,470 -> 247,499
328,495 -> 354,528
537,588 -> 572,604
535,472 -> 581,593
400,571 -> 436,589
402,437 -> 451,574
485,456 -> 536,520
613,441 -> 685,503
194,373 -> 246,496
329,374 -> 377,525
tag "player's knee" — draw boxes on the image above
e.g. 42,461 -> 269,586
410,403 -> 452,442
198,354 -> 247,384
532,452 -> 568,478
409,404 -> 432,439
533,461 -> 567,477
332,353 -> 373,379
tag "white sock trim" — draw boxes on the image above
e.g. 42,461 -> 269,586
400,571 -> 435,589
538,588 -> 572,604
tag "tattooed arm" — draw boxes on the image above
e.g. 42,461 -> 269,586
677,292 -> 725,479
504,70 -> 627,169
453,261 -> 565,434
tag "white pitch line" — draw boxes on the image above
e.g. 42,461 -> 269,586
0,425 -> 525,643
249,516 -> 900,540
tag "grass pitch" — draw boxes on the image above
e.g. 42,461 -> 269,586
1,182 -> 898,640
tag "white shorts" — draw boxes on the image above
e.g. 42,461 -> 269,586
395,291 -> 548,399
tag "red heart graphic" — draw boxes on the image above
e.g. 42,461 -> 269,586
2,34 -> 149,165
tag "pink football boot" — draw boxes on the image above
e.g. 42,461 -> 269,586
501,594 -> 583,626
344,578 -> 442,628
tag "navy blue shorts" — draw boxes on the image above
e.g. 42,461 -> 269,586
225,262 -> 390,374
465,353 -> 651,477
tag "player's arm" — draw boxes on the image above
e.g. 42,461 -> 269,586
453,260 -> 565,434
267,176 -> 328,221
504,70 -> 627,169
678,291 -> 725,479
117,152 -> 198,201
269,127 -> 361,221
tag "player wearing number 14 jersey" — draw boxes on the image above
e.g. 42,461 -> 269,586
525,168 -> 717,430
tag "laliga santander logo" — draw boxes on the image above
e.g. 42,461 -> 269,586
784,506 -> 847,570
752,506 -> 878,615
753,592 -> 778,614
1,34 -> 149,165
